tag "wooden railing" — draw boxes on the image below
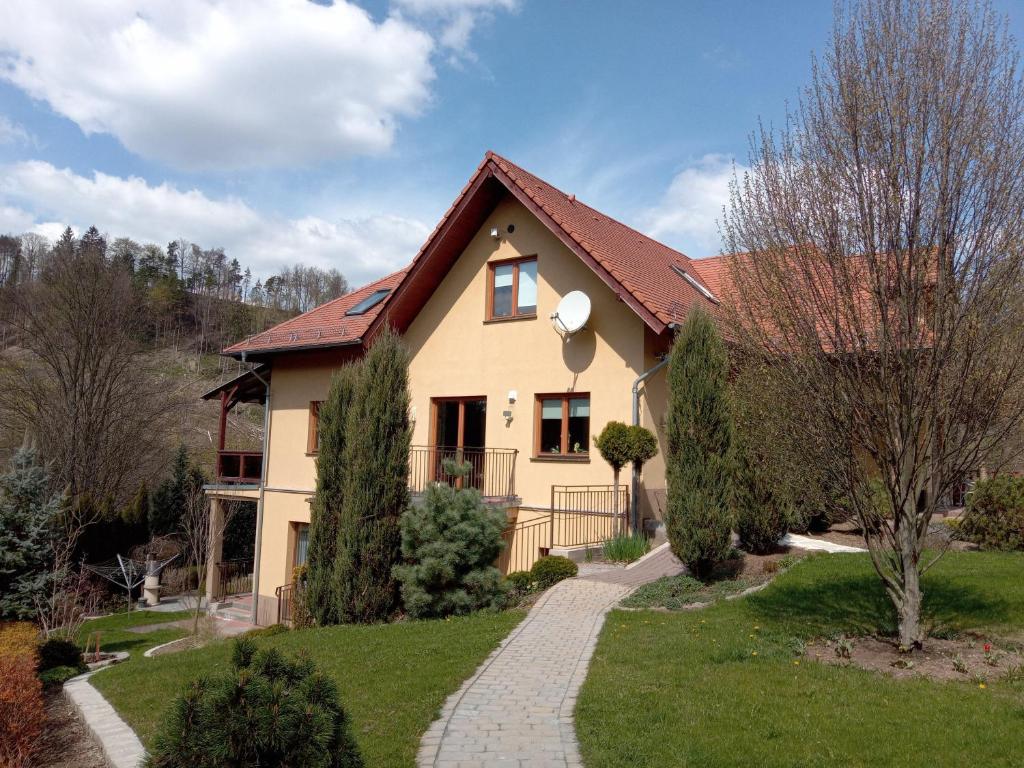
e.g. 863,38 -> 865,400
213,559 -> 253,601
409,446 -> 518,500
216,450 -> 263,484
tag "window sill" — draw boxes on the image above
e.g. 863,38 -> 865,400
305,451 -> 318,457
483,313 -> 537,324
530,454 -> 590,464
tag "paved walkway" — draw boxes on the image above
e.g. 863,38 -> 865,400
417,546 -> 683,767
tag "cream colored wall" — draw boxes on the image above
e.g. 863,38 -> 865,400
404,195 -> 647,510
254,489 -> 312,611
639,326 -> 673,523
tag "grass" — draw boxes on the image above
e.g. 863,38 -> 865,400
78,610 -> 193,657
622,573 -> 764,609
91,610 -> 524,767
577,551 -> 1024,768
602,532 -> 651,563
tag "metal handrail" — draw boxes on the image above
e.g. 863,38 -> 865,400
409,445 -> 518,499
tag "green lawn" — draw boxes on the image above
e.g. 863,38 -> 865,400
91,611 -> 524,767
79,609 -> 193,656
577,552 -> 1024,768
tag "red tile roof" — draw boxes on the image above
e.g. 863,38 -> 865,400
222,151 -> 723,356
486,152 -> 719,327
223,268 -> 407,356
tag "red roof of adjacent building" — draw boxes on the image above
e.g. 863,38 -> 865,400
223,268 -> 407,356
222,151 -> 722,357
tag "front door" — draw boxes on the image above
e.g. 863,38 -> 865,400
432,397 -> 487,490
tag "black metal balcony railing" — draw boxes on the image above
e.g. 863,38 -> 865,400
408,446 -> 518,500
216,450 -> 263,484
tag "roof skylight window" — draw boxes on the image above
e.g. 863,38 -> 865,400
671,265 -> 719,304
345,288 -> 391,316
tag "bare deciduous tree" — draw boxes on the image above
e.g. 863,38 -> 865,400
0,239 -> 183,508
723,0 -> 1024,649
179,486 -> 234,635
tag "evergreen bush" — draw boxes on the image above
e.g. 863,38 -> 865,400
307,364 -> 360,626
733,437 -> 790,554
665,309 -> 734,579
0,449 -> 61,620
959,475 -> 1024,551
530,556 -> 577,589
334,327 -> 411,623
393,462 -> 508,618
38,637 -> 83,672
146,637 -> 363,768
504,570 -> 535,595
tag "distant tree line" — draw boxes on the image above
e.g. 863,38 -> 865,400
0,226 -> 348,356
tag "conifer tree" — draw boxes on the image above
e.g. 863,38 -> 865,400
0,448 -> 61,620
393,461 -> 507,618
733,434 -> 791,554
665,309 -> 734,579
306,363 -> 360,625
334,327 -> 411,623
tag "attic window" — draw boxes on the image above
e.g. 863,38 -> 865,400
671,265 -> 719,304
345,289 -> 391,316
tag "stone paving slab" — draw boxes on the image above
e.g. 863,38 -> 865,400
418,546 -> 683,767
64,673 -> 146,768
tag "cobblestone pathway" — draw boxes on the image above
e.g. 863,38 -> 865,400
417,545 -> 683,767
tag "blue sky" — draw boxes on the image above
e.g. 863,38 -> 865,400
1,0 -> 1022,286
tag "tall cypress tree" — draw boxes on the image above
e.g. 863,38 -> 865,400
665,309 -> 734,579
334,327 -> 411,623
306,363 -> 360,626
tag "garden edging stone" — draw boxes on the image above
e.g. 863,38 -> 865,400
64,670 -> 146,768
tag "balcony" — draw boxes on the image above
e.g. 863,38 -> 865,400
409,445 -> 518,502
216,450 -> 263,485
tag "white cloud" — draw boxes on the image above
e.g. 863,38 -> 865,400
640,154 -> 742,257
0,1 -> 435,170
0,161 -> 430,285
0,116 -> 32,146
393,0 -> 516,54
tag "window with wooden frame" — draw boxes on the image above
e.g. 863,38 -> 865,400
486,256 -> 537,320
307,401 -> 322,454
534,394 -> 590,457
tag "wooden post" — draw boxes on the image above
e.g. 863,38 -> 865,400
218,391 -> 228,451
205,497 -> 224,604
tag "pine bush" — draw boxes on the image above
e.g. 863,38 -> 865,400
146,637 -> 363,768
393,462 -> 508,618
334,327 -> 411,623
665,309 -> 734,579
307,364 -> 360,625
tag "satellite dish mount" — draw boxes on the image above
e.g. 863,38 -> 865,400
551,290 -> 592,342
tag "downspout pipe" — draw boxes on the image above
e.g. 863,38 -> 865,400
630,322 -> 679,532
242,352 -> 271,626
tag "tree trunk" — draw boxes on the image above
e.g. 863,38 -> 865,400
897,551 -> 923,650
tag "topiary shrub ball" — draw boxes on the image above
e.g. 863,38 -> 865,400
38,638 -> 84,672
530,556 -> 578,589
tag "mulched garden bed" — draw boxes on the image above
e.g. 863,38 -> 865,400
33,688 -> 108,768
806,634 -> 1024,684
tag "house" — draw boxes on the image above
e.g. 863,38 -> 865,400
202,151 -> 723,625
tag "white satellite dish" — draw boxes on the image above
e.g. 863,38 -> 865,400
551,290 -> 591,339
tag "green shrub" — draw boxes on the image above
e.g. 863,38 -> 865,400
39,664 -> 82,686
504,571 -> 535,594
530,556 -> 578,589
733,435 -> 790,554
393,462 -> 508,618
602,532 -> 650,563
146,638 -> 363,768
38,638 -> 83,672
959,475 -> 1024,551
665,310 -> 734,579
244,623 -> 290,638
